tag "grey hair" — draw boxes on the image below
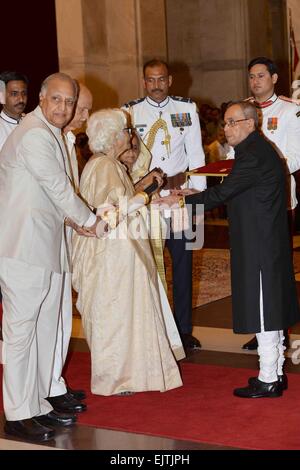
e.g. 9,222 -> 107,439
40,72 -> 78,97
226,100 -> 259,128
86,109 -> 127,154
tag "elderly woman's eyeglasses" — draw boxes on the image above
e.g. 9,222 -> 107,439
123,127 -> 136,136
223,118 -> 249,128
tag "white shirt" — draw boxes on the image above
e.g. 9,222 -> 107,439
123,95 -> 206,191
64,130 -> 80,191
63,130 -> 96,227
0,110 -> 20,151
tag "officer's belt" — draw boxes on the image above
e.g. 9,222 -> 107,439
163,171 -> 187,190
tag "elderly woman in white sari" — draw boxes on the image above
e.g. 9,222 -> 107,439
72,109 -> 183,396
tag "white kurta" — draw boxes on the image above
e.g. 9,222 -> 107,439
72,155 -> 183,396
0,110 -> 20,150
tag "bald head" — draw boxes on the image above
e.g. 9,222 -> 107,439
39,72 -> 77,128
228,101 -> 259,127
40,73 -> 77,97
64,83 -> 93,133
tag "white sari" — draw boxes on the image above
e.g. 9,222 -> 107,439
72,154 -> 184,396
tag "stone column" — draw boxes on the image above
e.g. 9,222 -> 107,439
166,0 -> 250,106
55,0 -> 86,79
55,0 -> 168,109
165,0 -> 289,106
55,0 -> 289,109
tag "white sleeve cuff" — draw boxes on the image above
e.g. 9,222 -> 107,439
84,212 -> 97,227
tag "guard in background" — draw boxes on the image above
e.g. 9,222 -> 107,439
0,71 -> 28,150
124,59 -> 206,351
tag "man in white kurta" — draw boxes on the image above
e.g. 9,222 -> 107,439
0,73 -> 97,442
48,84 -> 93,407
0,71 -> 28,150
0,72 -> 28,306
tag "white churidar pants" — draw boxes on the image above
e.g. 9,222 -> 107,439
49,273 -> 72,397
256,273 -> 285,383
0,257 -> 63,421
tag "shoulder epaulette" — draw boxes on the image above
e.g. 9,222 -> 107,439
123,97 -> 145,108
170,95 -> 193,103
279,95 -> 300,105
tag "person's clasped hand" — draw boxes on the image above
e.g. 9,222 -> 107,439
65,217 -> 96,237
170,188 -> 199,196
152,169 -> 165,189
151,194 -> 183,208
96,204 -> 118,238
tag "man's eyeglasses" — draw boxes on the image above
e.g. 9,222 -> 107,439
223,118 -> 249,128
123,127 -> 136,136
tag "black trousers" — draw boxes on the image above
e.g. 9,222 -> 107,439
165,231 -> 193,336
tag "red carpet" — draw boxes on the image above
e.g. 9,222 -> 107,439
1,351 -> 300,450
65,352 -> 300,450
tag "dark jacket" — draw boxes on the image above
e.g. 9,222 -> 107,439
186,130 -> 300,333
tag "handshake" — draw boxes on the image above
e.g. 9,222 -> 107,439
66,187 -> 166,239
66,173 -> 199,238
66,168 -> 167,238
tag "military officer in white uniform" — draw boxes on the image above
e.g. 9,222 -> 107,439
124,59 -> 206,350
241,57 -> 300,354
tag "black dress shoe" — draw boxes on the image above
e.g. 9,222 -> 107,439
242,336 -> 258,350
234,378 -> 282,398
66,386 -> 86,401
182,334 -> 201,350
46,393 -> 87,413
278,374 -> 288,390
35,410 -> 77,427
4,418 -> 55,442
248,373 -> 288,391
